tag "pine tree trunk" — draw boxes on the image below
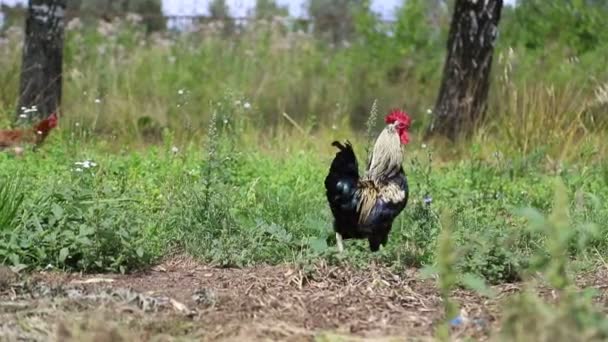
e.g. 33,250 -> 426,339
427,0 -> 503,140
16,0 -> 66,122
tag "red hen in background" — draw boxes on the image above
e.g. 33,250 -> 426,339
0,112 -> 58,154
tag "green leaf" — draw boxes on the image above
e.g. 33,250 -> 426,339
51,204 -> 64,221
79,225 -> 95,236
8,253 -> 20,266
136,247 -> 144,258
62,230 -> 76,240
515,207 -> 546,230
419,265 -> 438,279
461,273 -> 496,298
59,247 -> 69,263
77,237 -> 92,246
577,223 -> 600,250
586,192 -> 601,209
10,264 -> 28,273
309,237 -> 328,252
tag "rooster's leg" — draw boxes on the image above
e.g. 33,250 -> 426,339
336,233 -> 344,253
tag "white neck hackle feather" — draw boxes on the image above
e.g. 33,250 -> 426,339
356,124 -> 405,223
365,124 -> 403,182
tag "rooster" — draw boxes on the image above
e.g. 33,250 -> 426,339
325,109 -> 411,252
0,112 -> 58,154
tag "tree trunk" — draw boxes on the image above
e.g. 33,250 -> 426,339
427,0 -> 503,140
16,0 -> 66,122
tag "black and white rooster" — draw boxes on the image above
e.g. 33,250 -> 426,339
324,109 -> 411,252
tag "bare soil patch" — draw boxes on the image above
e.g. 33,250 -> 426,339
1,256 -> 607,341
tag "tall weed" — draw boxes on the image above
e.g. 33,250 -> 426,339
499,180 -> 608,341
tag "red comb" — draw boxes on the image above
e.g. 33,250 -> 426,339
384,109 -> 411,127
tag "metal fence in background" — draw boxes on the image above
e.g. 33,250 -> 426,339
0,0 -> 397,33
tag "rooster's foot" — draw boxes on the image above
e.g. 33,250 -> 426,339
336,233 -> 344,253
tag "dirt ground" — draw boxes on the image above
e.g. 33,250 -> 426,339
1,256 -> 606,342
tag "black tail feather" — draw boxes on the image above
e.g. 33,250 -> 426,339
325,140 -> 360,218
327,140 -> 358,180
331,140 -> 346,149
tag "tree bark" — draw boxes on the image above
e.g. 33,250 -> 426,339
427,0 -> 503,140
16,0 -> 66,122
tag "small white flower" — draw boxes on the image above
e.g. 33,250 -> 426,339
331,124 -> 337,130
94,98 -> 101,104
19,114 -> 27,118
171,146 -> 179,154
223,119 -> 228,124
75,122 -> 80,127
74,160 -> 97,169
422,143 -> 427,149
177,89 -> 185,95
36,130 -> 43,135
243,102 -> 251,109
426,108 -> 433,115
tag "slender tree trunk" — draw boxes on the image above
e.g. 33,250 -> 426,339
16,0 -> 66,122
427,0 -> 503,140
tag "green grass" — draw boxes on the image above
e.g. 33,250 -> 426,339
2,113 -> 608,282
3,106 -> 608,340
